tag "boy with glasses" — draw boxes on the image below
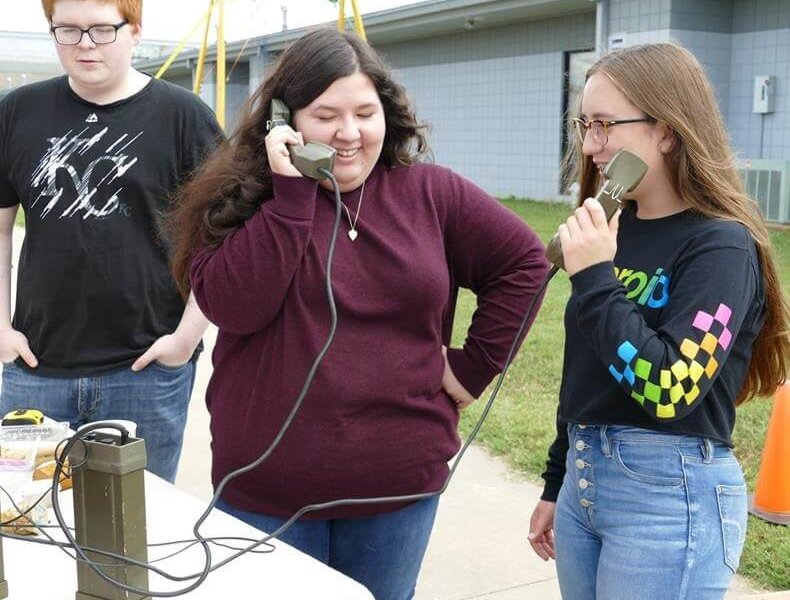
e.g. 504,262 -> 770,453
0,0 -> 223,482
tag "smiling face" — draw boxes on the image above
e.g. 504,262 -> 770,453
293,71 -> 386,192
580,72 -> 672,203
50,0 -> 141,101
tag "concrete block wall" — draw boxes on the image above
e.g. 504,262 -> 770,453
604,0 -> 790,161
235,0 -> 789,201
726,0 -> 790,160
196,61 -> 250,134
378,11 -> 595,200
608,0 -> 672,35
671,30 -> 733,121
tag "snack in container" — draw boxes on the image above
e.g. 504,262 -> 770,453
0,419 -> 70,535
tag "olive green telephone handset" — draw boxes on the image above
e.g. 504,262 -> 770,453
545,149 -> 648,270
266,98 -> 336,180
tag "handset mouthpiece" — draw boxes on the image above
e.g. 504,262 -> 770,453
597,149 -> 648,207
545,149 -> 648,270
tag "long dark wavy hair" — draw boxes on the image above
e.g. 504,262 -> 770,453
170,27 -> 429,297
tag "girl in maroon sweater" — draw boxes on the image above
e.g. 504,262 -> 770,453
171,28 -> 549,599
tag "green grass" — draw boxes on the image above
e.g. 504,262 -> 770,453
455,198 -> 790,591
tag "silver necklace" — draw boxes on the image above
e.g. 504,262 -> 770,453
340,181 -> 365,241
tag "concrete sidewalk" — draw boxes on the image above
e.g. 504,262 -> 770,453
174,325 -> 782,600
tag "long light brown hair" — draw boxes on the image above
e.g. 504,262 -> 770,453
569,42 -> 789,404
170,28 -> 429,297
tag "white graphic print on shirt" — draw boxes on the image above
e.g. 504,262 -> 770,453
30,126 -> 141,219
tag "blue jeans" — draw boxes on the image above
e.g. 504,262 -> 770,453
554,424 -> 747,600
216,496 -> 440,600
0,360 -> 196,483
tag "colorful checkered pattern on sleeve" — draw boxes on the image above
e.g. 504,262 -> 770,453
609,302 -> 733,419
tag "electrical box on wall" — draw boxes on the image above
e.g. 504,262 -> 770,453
753,75 -> 775,113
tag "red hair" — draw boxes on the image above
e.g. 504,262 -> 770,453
42,0 -> 142,25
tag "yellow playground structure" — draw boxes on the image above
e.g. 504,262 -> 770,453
155,0 -> 368,129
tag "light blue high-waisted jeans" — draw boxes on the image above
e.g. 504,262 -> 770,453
555,424 -> 747,600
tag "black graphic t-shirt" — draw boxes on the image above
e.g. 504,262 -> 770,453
0,76 -> 223,375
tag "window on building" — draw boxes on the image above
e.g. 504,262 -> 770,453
561,49 -> 596,194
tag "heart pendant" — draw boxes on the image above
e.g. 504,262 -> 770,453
348,229 -> 358,241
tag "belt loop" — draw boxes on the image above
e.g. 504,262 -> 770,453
702,438 -> 714,464
600,425 -> 612,458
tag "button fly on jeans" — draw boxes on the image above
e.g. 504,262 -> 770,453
575,459 -> 586,470
575,440 -> 586,451
580,498 -> 592,508
579,478 -> 591,490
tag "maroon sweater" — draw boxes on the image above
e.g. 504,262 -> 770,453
190,162 -> 549,518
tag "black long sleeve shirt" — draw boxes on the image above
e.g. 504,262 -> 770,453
541,204 -> 765,501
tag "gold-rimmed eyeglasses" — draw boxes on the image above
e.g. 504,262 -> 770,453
572,116 -> 655,149
50,21 -> 128,45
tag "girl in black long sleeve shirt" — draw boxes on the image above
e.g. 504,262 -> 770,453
528,43 -> 789,600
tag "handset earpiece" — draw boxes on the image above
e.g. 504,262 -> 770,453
545,149 -> 648,270
267,98 -> 336,180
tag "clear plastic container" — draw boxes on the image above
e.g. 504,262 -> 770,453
0,420 -> 70,528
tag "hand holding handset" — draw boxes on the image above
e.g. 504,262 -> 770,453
545,149 -> 648,270
266,99 -> 336,180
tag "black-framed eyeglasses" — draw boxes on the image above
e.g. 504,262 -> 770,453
572,116 -> 655,148
50,21 -> 128,45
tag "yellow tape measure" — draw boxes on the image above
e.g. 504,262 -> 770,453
2,409 -> 44,426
